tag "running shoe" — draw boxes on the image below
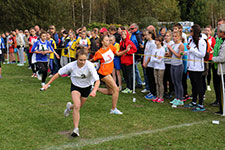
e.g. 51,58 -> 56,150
170,98 -> 178,104
36,71 -> 42,80
173,99 -> 184,106
31,73 -> 36,77
64,102 -> 72,117
121,88 -> 132,94
145,93 -> 156,100
207,85 -> 212,91
141,89 -> 150,93
110,108 -> 123,114
192,106 -> 206,112
182,95 -> 191,101
41,83 -> 51,88
184,102 -> 196,108
71,128 -> 80,137
156,98 -> 164,103
152,97 -> 159,102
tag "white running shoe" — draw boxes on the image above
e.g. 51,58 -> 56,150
141,89 -> 150,93
64,102 -> 72,117
36,71 -> 42,80
207,85 -> 211,91
110,108 -> 123,115
41,83 -> 51,88
71,128 -> 80,137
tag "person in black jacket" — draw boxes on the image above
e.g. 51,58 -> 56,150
109,25 -> 121,43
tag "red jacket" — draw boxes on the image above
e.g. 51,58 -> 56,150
208,36 -> 216,61
119,30 -> 137,66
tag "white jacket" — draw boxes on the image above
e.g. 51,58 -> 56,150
187,38 -> 206,72
151,47 -> 165,70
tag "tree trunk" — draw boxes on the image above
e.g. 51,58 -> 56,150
81,0 -> 84,26
73,1 -> 76,28
89,0 -> 92,24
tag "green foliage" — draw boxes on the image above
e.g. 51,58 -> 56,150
87,22 -> 125,31
189,0 -> 210,27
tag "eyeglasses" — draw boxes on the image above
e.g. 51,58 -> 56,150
130,28 -> 135,30
49,28 -> 54,30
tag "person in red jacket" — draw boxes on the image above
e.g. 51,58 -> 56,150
205,25 -> 216,91
120,30 -> 137,93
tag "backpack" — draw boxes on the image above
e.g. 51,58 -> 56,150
204,39 -> 210,61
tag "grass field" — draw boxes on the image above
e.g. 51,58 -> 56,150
0,63 -> 225,150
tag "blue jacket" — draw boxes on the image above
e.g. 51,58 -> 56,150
0,38 -> 5,49
130,30 -> 142,51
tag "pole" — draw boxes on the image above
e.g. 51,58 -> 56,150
133,53 -> 135,94
219,63 -> 225,116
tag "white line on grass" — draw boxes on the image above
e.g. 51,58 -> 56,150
44,120 -> 214,150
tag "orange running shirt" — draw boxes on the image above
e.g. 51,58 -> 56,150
93,44 -> 117,75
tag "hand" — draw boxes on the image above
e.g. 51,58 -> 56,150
143,63 -> 147,68
41,51 -> 46,55
187,45 -> 190,50
56,54 -> 60,59
210,50 -> 214,54
167,45 -> 172,50
89,91 -> 96,97
158,56 -> 162,59
165,52 -> 169,57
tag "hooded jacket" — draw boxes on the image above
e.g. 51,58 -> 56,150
120,30 -> 137,66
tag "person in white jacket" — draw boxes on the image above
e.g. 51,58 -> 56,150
151,36 -> 165,103
185,24 -> 207,112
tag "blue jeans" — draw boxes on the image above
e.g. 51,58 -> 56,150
135,61 -> 143,85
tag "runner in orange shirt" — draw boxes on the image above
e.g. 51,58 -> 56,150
92,35 -> 130,114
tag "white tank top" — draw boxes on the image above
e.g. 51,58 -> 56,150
171,43 -> 183,66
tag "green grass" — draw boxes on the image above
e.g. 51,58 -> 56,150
0,63 -> 224,150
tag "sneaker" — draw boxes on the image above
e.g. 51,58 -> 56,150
121,88 -> 132,94
192,106 -> 206,112
110,108 -> 123,114
17,63 -> 24,66
28,66 -> 31,69
145,93 -> 156,100
184,102 -> 196,108
207,85 -> 212,91
210,101 -> 219,107
41,83 -> 51,88
142,82 -> 146,86
64,102 -> 72,117
170,98 -> 178,104
141,89 -> 150,93
152,97 -> 159,102
156,98 -> 164,103
182,95 -> 190,101
173,99 -> 184,106
49,74 -> 53,78
36,71 -> 42,80
71,128 -> 80,137
31,73 -> 36,77
215,111 -> 223,115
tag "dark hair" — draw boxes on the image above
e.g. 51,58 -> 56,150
76,48 -> 88,59
40,31 -> 47,37
99,35 -> 108,48
192,24 -> 201,48
120,26 -> 126,30
148,30 -> 156,40
109,25 -> 116,31
174,23 -> 183,29
206,25 -> 212,30
155,36 -> 164,46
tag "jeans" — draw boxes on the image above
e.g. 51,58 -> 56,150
135,61 -> 143,85
18,47 -> 24,64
